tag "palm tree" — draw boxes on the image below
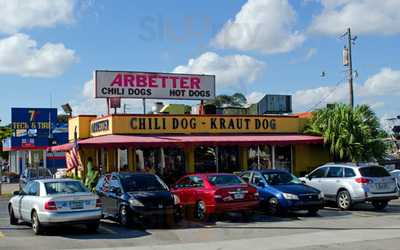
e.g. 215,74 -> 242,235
206,93 -> 247,107
305,104 -> 387,162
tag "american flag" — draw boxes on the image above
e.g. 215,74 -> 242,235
66,126 -> 81,172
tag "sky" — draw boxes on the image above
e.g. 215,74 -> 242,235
0,0 -> 399,127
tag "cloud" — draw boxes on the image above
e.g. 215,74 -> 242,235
0,33 -> 77,77
309,0 -> 400,35
246,91 -> 265,104
361,68 -> 400,96
289,48 -> 317,64
292,67 -> 400,112
0,0 -> 75,34
212,0 -> 305,54
173,52 -> 265,88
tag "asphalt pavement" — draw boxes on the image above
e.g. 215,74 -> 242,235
1,196 -> 400,250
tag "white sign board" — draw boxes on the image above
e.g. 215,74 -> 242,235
94,70 -> 215,100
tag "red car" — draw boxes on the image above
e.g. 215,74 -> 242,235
171,173 -> 259,221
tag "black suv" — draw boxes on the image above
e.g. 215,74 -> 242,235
95,172 -> 181,227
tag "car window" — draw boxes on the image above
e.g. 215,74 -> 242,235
120,174 -> 168,192
110,175 -> 120,188
95,176 -> 105,192
309,167 -> 328,178
176,177 -> 193,188
31,182 -> 40,196
344,168 -> 356,177
360,166 -> 390,177
240,172 -> 251,183
23,182 -> 33,194
327,167 -> 343,178
208,175 -> 245,186
252,172 -> 266,185
45,181 -> 88,194
190,176 -> 204,187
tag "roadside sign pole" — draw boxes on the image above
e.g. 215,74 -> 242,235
143,98 -> 146,114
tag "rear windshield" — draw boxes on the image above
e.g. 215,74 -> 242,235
359,167 -> 390,177
28,169 -> 52,178
45,181 -> 88,195
207,175 -> 245,186
120,174 -> 168,192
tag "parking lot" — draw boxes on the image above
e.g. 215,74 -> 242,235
1,196 -> 400,250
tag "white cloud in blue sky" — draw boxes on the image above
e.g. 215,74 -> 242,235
213,0 -> 305,54
0,0 -> 75,34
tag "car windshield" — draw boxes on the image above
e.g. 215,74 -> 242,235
360,166 -> 390,177
120,174 -> 168,192
45,181 -> 88,195
263,172 -> 302,185
28,168 -> 52,178
207,175 -> 245,186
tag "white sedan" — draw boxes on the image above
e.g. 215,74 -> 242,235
8,178 -> 102,235
391,170 -> 400,189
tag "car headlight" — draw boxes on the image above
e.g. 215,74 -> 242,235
282,193 -> 299,200
318,192 -> 324,199
173,194 -> 180,205
129,198 -> 144,207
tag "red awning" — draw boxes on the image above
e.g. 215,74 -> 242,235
69,134 -> 323,148
48,142 -> 73,152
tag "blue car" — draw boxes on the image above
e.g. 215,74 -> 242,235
239,170 -> 324,215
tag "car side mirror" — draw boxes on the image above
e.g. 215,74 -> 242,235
13,191 -> 21,196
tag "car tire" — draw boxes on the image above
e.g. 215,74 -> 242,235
9,205 -> 18,225
268,197 -> 281,216
337,190 -> 352,210
372,201 -> 388,210
119,205 -> 131,226
195,200 -> 208,222
31,211 -> 43,235
307,208 -> 319,216
86,220 -> 100,232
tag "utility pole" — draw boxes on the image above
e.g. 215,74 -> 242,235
342,27 -> 357,108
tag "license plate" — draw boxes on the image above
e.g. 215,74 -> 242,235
70,200 -> 83,209
233,193 -> 245,199
376,183 -> 388,189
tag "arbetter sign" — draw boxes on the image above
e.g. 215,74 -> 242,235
94,70 -> 216,100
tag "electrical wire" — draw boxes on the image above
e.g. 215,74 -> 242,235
306,77 -> 346,112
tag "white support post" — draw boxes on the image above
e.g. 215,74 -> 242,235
272,145 -> 276,170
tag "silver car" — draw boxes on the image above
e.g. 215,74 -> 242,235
8,179 -> 102,235
300,163 -> 398,210
390,170 -> 400,189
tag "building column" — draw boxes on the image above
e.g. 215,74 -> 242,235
184,145 -> 195,174
239,146 -> 249,171
272,145 -> 276,169
43,150 -> 47,169
107,148 -> 115,172
160,148 -> 165,175
128,147 -> 136,172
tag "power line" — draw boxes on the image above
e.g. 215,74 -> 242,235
306,77 -> 346,112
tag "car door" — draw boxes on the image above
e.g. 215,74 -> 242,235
324,167 -> 344,198
107,174 -> 122,217
97,174 -> 112,216
20,181 -> 39,221
187,176 -> 205,206
14,182 -> 32,220
173,177 -> 194,206
305,167 -> 329,191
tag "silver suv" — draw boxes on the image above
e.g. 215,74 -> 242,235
300,163 -> 399,210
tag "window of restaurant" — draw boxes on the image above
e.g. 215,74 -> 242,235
97,148 -> 108,174
218,146 -> 240,173
163,148 -> 185,185
117,148 -> 128,172
248,145 -> 272,170
195,146 -> 217,173
275,145 -> 292,172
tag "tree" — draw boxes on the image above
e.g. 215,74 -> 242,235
305,104 -> 387,162
206,93 -> 247,107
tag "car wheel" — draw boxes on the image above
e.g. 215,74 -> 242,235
372,201 -> 388,210
268,197 -> 280,216
195,200 -> 207,221
307,208 -> 319,216
86,220 -> 100,232
9,205 -> 18,225
119,206 -> 131,226
31,211 -> 43,235
337,190 -> 352,210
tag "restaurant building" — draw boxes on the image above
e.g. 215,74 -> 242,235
51,113 -> 329,184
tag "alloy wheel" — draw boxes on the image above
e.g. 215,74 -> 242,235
337,191 -> 351,210
120,206 -> 129,226
196,201 -> 206,221
269,197 -> 279,215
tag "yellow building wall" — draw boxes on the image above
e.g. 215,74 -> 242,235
293,144 -> 332,176
68,116 -> 97,141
